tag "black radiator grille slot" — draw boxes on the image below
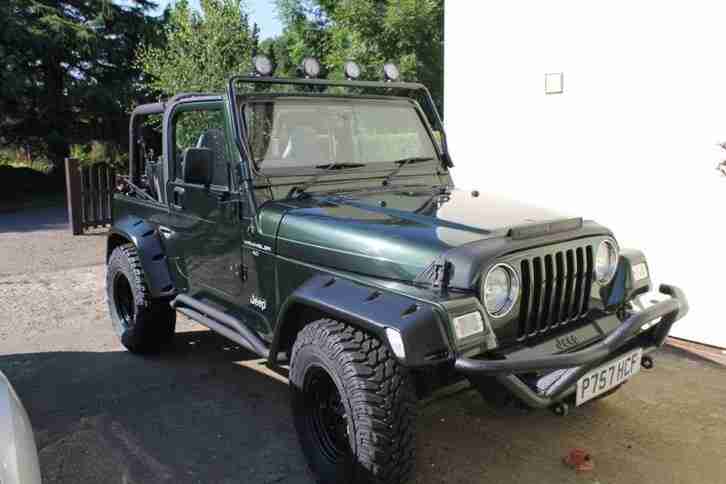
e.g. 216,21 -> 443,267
518,245 -> 594,340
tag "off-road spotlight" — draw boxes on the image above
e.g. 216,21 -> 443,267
300,57 -> 321,78
252,55 -> 274,77
383,63 -> 400,82
343,61 -> 361,80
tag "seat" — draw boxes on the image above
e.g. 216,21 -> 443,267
144,159 -> 162,201
196,128 -> 229,186
283,126 -> 321,162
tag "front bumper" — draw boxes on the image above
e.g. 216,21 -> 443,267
454,284 -> 689,408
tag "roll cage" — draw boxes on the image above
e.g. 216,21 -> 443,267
126,76 -> 451,222
226,75 -> 452,177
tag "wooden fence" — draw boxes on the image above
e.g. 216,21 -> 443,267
64,158 -> 116,235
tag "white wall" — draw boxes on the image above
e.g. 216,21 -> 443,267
445,0 -> 726,347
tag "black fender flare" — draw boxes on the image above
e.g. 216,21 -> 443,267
270,274 -> 453,367
107,216 -> 176,298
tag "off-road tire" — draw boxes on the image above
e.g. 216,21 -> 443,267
106,244 -> 176,353
290,319 -> 416,484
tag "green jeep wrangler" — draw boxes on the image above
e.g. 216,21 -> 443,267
106,57 -> 689,484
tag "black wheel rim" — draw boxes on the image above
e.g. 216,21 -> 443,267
113,273 -> 135,330
304,366 -> 350,463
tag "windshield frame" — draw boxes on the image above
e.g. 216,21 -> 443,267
222,76 -> 452,235
238,95 -> 443,177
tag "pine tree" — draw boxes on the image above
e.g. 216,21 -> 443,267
1,0 -> 164,167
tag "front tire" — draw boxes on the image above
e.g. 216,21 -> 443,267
290,319 -> 416,484
106,244 -> 176,353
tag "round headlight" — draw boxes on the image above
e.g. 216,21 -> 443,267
595,239 -> 619,284
482,263 -> 520,318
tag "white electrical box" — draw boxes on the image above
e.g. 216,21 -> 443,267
544,72 -> 564,94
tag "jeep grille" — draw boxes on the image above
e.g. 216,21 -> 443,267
517,244 -> 594,340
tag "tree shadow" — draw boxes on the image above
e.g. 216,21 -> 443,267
2,330 -> 712,484
0,205 -> 69,233
0,330 -> 313,484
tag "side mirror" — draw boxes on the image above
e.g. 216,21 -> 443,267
182,147 -> 215,186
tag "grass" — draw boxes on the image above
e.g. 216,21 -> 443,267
0,147 -> 54,172
0,153 -> 65,212
0,158 -> 54,173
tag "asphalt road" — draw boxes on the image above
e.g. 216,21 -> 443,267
1,205 -> 725,484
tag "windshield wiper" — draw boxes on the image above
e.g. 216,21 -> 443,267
287,162 -> 365,199
315,162 -> 365,170
382,157 -> 435,186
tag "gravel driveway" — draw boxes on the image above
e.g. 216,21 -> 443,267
1,205 -> 725,484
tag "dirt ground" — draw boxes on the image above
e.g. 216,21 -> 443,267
1,206 -> 725,484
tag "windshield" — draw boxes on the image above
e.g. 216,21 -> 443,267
243,99 -> 438,172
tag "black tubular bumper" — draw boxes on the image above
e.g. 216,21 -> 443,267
454,284 -> 689,408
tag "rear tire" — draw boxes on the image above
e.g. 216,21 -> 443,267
289,319 -> 416,484
106,244 -> 176,353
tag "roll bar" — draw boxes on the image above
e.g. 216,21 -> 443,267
226,75 -> 451,167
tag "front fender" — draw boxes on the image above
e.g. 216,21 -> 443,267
271,275 -> 453,367
107,215 -> 175,298
0,372 -> 41,484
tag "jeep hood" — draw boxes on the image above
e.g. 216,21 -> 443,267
270,187 -> 605,282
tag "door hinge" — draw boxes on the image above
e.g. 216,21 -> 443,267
230,263 -> 248,281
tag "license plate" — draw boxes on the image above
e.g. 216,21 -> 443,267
575,348 -> 643,406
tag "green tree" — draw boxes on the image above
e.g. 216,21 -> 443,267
272,0 -> 444,109
0,0 -> 163,168
259,36 -> 295,78
274,0 -> 333,76
136,0 -> 259,95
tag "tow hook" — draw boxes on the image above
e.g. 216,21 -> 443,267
551,402 -> 570,417
641,355 -> 654,370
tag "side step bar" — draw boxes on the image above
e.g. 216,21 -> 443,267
171,294 -> 270,359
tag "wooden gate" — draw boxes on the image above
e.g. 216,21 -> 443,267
64,158 -> 116,235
